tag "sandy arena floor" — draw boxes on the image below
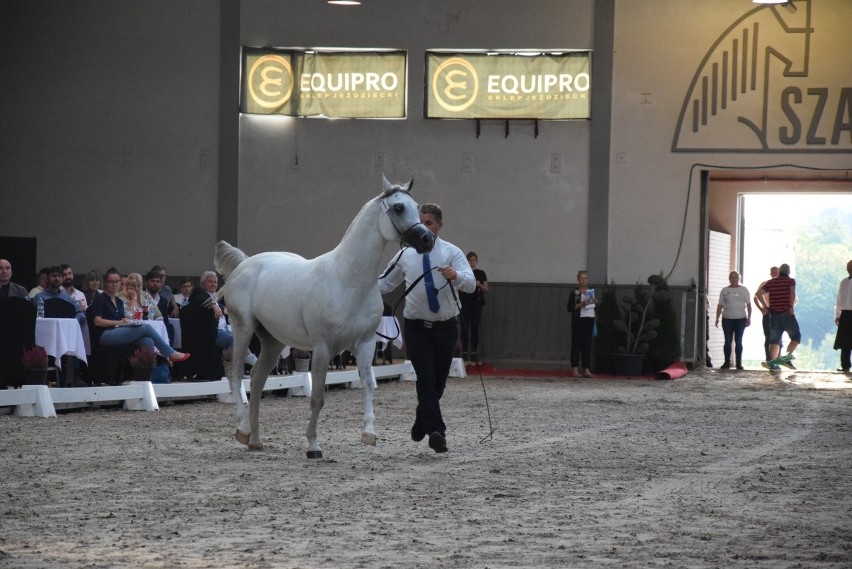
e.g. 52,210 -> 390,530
1,367 -> 850,568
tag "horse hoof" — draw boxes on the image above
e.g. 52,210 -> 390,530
235,430 -> 250,446
361,432 -> 377,446
248,442 -> 264,451
306,450 -> 323,459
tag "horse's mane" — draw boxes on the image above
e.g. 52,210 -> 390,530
337,189 -> 402,244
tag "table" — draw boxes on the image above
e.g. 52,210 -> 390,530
35,318 -> 88,368
375,316 -> 403,350
35,317 -> 88,387
140,320 -> 169,352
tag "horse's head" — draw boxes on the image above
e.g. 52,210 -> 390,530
379,176 -> 435,254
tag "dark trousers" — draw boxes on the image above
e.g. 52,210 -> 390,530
571,317 -> 595,369
722,318 -> 746,366
460,301 -> 482,355
405,318 -> 458,437
840,349 -> 851,371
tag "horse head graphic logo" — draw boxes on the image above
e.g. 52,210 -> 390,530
672,0 -> 850,154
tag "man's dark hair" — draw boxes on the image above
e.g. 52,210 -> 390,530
60,263 -> 71,272
46,265 -> 62,276
419,203 -> 443,222
144,270 -> 163,281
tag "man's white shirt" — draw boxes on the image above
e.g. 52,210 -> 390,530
379,237 -> 475,321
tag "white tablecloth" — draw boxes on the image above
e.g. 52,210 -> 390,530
35,318 -> 88,369
376,316 -> 403,350
145,320 -> 169,352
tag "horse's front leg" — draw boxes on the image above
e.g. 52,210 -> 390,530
354,338 -> 378,446
306,347 -> 330,459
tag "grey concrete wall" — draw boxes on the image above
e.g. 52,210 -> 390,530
237,0 -> 596,285
0,0 -> 222,277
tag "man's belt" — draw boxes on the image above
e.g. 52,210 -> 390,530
406,316 -> 458,329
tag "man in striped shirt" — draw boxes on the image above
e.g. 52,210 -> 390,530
756,263 -> 800,371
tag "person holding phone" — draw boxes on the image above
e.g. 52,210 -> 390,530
567,270 -> 596,377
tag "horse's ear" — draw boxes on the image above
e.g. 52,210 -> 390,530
402,178 -> 413,193
382,175 -> 393,195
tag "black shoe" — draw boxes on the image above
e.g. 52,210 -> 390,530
428,432 -> 448,453
411,423 -> 425,442
736,364 -> 744,370
720,362 -> 730,369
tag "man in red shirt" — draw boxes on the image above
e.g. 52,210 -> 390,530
756,263 -> 800,371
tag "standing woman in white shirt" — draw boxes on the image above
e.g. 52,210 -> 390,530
715,271 -> 752,370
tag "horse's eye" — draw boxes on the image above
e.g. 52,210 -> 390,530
393,203 -> 404,213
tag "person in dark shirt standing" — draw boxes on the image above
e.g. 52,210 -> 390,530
756,263 -> 800,371
459,251 -> 488,364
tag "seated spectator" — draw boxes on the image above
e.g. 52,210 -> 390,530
173,277 -> 194,307
82,269 -> 103,306
145,270 -> 174,345
61,263 -> 87,311
149,264 -> 178,317
119,272 -> 162,320
0,259 -> 29,299
189,270 -> 257,368
34,266 -> 85,323
91,268 -> 189,362
29,267 -> 48,299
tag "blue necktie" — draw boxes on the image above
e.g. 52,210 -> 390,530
423,253 -> 440,313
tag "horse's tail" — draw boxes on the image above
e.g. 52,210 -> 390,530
214,240 -> 248,278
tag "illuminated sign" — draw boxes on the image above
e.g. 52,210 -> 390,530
426,51 -> 591,119
242,49 -> 407,118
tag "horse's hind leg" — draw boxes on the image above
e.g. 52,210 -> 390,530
246,335 -> 285,450
354,339 -> 378,446
229,319 -> 255,447
305,346 -> 330,459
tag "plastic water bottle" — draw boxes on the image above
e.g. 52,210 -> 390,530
36,297 -> 44,318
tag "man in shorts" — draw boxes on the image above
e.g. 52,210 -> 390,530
756,263 -> 800,371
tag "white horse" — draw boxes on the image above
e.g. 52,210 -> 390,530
214,177 -> 434,458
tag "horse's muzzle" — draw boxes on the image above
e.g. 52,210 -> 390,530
404,225 -> 435,254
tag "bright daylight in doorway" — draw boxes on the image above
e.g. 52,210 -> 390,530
742,193 -> 852,371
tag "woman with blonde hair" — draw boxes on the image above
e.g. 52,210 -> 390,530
119,272 -> 162,320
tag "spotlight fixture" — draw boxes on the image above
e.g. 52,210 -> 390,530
752,0 -> 787,4
328,1 -> 361,5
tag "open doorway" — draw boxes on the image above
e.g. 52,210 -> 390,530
706,171 -> 852,371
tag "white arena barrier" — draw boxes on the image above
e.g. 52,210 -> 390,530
243,372 -> 313,397
49,382 -> 159,411
0,363 -> 416,417
151,378 -> 247,404
0,385 -> 57,418
448,358 -> 467,378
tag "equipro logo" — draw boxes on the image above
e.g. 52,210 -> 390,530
672,0 -> 851,153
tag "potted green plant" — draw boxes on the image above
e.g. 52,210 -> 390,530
291,348 -> 312,372
128,345 -> 157,380
603,274 -> 672,376
22,345 -> 49,385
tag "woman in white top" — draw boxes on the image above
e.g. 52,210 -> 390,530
715,271 -> 752,370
